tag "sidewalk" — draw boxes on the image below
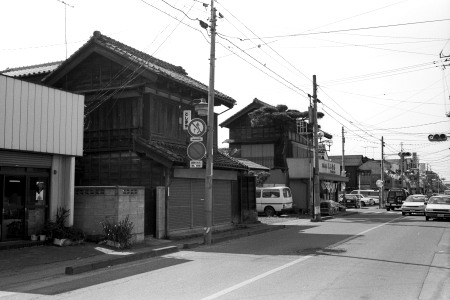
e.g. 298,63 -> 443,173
0,211 -> 356,281
0,222 -> 287,280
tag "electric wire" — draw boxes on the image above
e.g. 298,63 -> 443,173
239,18 -> 450,41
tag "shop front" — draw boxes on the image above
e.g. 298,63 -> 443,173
287,158 -> 349,212
0,167 -> 49,241
0,74 -> 84,243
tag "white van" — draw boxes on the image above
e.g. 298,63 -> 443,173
349,189 -> 380,206
256,186 -> 293,216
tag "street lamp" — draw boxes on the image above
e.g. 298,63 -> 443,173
194,98 -> 208,117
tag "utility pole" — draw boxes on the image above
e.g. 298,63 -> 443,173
312,75 -> 321,222
204,0 -> 216,245
380,136 -> 385,208
341,126 -> 346,200
400,142 -> 404,181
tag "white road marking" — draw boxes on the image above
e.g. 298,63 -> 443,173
201,255 -> 313,300
202,215 -> 405,300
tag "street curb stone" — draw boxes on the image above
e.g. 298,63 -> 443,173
65,246 -> 179,275
64,225 -> 286,275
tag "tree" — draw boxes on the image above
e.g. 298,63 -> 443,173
248,104 -> 325,185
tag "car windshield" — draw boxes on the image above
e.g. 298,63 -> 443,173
427,196 -> 450,205
405,195 -> 426,202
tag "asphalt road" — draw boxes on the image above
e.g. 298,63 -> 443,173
2,208 -> 449,300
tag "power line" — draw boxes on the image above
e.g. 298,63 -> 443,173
238,18 -> 450,41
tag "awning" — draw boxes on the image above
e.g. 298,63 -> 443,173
319,173 -> 349,182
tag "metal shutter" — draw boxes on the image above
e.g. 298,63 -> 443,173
0,150 -> 52,168
168,179 -> 192,231
213,180 -> 231,225
169,178 -> 232,231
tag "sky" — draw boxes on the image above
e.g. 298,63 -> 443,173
1,0 -> 450,181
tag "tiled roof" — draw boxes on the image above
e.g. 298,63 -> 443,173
220,98 -> 274,127
0,61 -> 62,78
233,158 -> 270,171
45,31 -> 236,108
134,137 -> 248,170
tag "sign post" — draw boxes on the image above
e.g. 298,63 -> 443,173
187,118 -> 207,168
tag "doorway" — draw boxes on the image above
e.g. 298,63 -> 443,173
0,173 -> 49,241
1,175 -> 26,240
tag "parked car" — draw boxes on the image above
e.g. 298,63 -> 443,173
349,189 -> 379,205
401,194 -> 427,215
320,200 -> 345,216
256,186 -> 294,217
343,194 -> 361,208
425,195 -> 450,221
386,188 -> 410,211
358,195 -> 374,206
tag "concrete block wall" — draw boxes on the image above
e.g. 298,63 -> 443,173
74,186 -> 145,243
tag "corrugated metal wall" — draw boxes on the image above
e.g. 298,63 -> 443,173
0,75 -> 84,156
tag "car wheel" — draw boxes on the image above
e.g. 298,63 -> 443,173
370,200 -> 374,206
264,206 -> 276,217
386,207 -> 390,211
402,212 -> 406,216
425,216 -> 429,221
361,201 -> 366,207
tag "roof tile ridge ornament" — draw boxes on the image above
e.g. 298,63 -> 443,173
91,30 -> 188,76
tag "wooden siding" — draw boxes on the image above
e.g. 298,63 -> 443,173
0,75 -> 84,156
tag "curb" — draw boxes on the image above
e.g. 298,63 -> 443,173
65,245 -> 179,275
181,225 -> 286,249
64,225 -> 286,275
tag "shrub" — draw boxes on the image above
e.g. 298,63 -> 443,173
41,207 -> 85,242
101,215 -> 134,249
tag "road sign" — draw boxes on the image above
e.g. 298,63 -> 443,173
190,160 -> 203,168
187,142 -> 206,160
190,137 -> 203,142
376,179 -> 383,188
187,118 -> 207,137
183,110 -> 191,130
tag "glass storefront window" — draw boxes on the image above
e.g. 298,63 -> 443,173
27,177 -> 48,237
1,172 -> 49,241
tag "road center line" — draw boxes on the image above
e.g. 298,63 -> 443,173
202,216 -> 405,299
201,255 -> 313,300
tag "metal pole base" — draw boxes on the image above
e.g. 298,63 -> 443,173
310,215 -> 322,222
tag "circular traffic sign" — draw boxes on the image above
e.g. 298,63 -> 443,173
187,142 -> 206,160
376,179 -> 383,188
188,118 -> 207,137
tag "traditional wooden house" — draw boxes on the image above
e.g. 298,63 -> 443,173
2,31 -> 250,238
221,98 -> 348,212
